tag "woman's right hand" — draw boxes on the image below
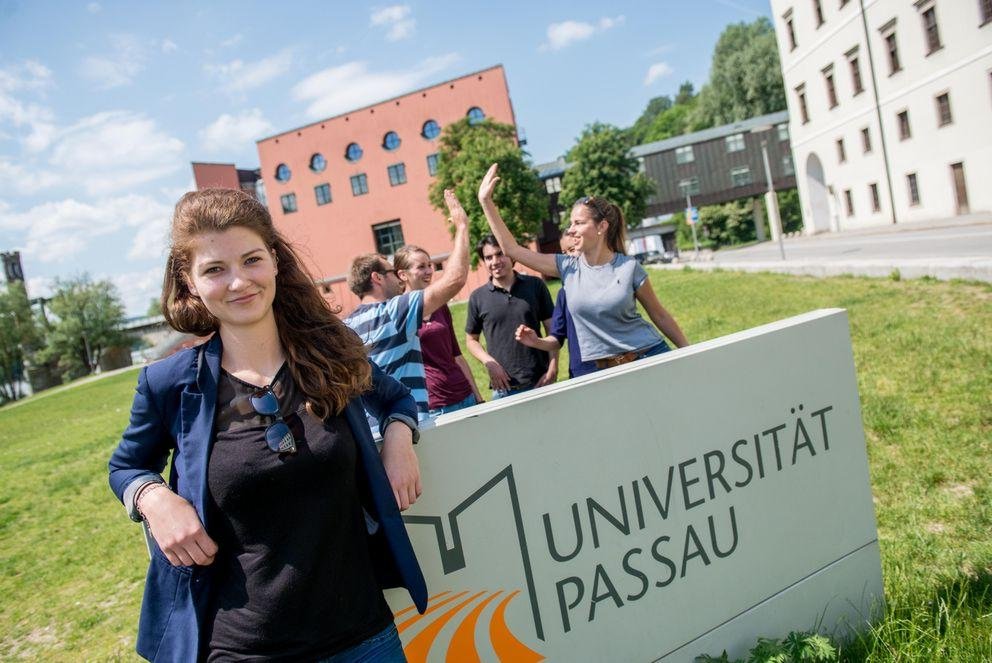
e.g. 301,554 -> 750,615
478,163 -> 500,202
139,487 -> 218,567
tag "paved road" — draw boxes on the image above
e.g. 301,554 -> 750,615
660,219 -> 992,283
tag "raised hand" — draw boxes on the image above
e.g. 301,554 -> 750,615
443,189 -> 469,230
478,163 -> 500,202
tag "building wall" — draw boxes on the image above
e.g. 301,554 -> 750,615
771,0 -> 992,233
192,162 -> 242,190
256,65 -> 517,314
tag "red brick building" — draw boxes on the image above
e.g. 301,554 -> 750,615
255,65 -> 518,313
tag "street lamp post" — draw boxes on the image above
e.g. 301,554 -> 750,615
756,134 -> 786,261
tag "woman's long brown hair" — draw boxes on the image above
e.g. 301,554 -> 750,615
161,188 -> 370,417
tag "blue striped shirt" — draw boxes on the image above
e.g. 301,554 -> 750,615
344,290 -> 429,419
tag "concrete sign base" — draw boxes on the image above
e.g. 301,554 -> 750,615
386,309 -> 884,662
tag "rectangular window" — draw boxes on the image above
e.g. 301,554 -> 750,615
907,173 -> 920,206
848,54 -> 864,95
796,85 -> 810,124
982,0 -> 992,25
786,16 -> 798,50
544,176 -> 562,194
869,183 -> 881,212
813,0 -> 825,27
314,183 -> 331,206
372,221 -> 405,256
782,154 -> 795,175
678,177 -> 700,196
725,133 -> 745,152
426,153 -> 439,176
387,163 -> 407,186
844,189 -> 854,216
884,31 -> 901,75
922,7 -> 942,54
824,69 -> 838,108
675,145 -> 695,164
730,166 -> 752,187
935,93 -> 953,126
836,138 -> 846,163
861,127 -> 872,153
350,173 -> 369,196
897,110 -> 911,140
777,123 -> 790,141
280,193 -> 297,214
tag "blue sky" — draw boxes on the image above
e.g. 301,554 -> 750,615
0,0 -> 771,315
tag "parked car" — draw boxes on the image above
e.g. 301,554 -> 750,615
633,250 -> 676,265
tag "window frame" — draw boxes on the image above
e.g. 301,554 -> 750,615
836,138 -> 846,163
275,163 -> 291,183
869,183 -> 881,213
309,153 -> 326,173
675,145 -> 695,164
422,120 -> 441,140
906,173 -> 920,206
935,92 -> 953,127
280,192 -> 298,214
382,131 -> 401,151
730,166 -> 752,187
920,5 -> 942,55
350,173 -> 369,196
466,107 -> 485,125
387,162 -> 407,186
426,153 -> 439,176
314,183 -> 331,206
677,177 -> 700,197
372,220 -> 405,257
861,126 -> 872,153
725,133 -> 745,153
345,142 -> 363,162
897,110 -> 911,140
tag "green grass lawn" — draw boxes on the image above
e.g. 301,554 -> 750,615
1,270 -> 989,661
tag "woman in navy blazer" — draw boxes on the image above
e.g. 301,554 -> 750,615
109,188 -> 427,662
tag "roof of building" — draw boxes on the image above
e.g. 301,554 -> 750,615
630,110 -> 790,158
256,64 -> 507,143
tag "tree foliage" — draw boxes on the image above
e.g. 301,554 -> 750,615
38,275 -> 126,381
560,122 -> 656,228
428,118 -> 547,258
691,17 -> 786,128
0,281 -> 41,402
627,81 -> 698,146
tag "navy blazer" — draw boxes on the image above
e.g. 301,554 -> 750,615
109,334 -> 428,662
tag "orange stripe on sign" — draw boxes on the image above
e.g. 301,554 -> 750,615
490,591 -> 544,663
403,590 -> 488,663
397,590 -> 469,634
394,591 -> 452,619
445,591 -> 504,663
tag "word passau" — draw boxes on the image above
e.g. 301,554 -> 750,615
545,404 -> 834,634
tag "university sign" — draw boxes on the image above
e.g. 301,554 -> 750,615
386,309 -> 884,661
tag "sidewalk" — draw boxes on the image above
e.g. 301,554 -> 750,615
658,215 -> 992,284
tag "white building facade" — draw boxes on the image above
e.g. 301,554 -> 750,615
770,0 -> 992,233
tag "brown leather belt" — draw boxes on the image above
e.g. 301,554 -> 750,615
594,351 -> 640,369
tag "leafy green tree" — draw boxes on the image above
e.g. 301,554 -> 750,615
428,118 -> 547,258
643,100 -> 697,143
627,81 -> 698,146
626,95 -> 673,146
39,275 -> 126,381
560,122 -> 656,228
146,297 -> 162,317
0,281 -> 41,402
776,188 -> 803,234
691,18 -> 786,129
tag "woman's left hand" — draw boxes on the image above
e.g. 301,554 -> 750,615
381,422 -> 422,510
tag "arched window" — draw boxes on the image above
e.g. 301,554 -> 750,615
382,131 -> 401,151
345,143 -> 363,162
421,120 -> 441,139
275,163 -> 291,182
309,153 -> 326,173
466,107 -> 485,125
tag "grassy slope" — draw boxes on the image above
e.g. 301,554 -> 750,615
1,270 -> 989,660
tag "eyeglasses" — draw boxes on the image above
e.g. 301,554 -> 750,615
250,386 -> 297,454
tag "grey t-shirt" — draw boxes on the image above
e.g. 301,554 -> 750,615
555,253 -> 663,361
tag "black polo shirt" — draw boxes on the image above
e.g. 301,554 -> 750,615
466,272 -> 554,389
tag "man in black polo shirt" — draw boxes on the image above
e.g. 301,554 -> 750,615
465,235 -> 558,399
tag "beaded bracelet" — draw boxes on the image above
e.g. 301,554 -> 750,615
134,481 -> 169,521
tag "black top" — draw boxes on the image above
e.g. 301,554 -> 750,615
204,365 -> 392,662
465,272 -> 555,389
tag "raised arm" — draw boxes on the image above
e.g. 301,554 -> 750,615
422,189 -> 471,318
635,280 -> 690,349
478,163 -> 559,278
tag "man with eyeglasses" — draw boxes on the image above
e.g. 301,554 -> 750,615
344,190 -> 470,424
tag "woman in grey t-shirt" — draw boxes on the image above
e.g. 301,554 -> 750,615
479,163 -> 689,368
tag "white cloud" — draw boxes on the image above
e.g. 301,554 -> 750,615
220,34 -> 244,48
370,5 -> 415,41
199,108 -> 274,153
86,2 -> 101,13
291,53 -> 459,119
50,111 -> 185,196
0,158 -> 59,195
644,62 -> 674,86
161,38 -> 178,54
79,34 -> 146,89
109,266 -> 168,316
541,15 -> 624,51
205,50 -> 293,95
0,60 -> 57,153
0,194 -> 172,265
